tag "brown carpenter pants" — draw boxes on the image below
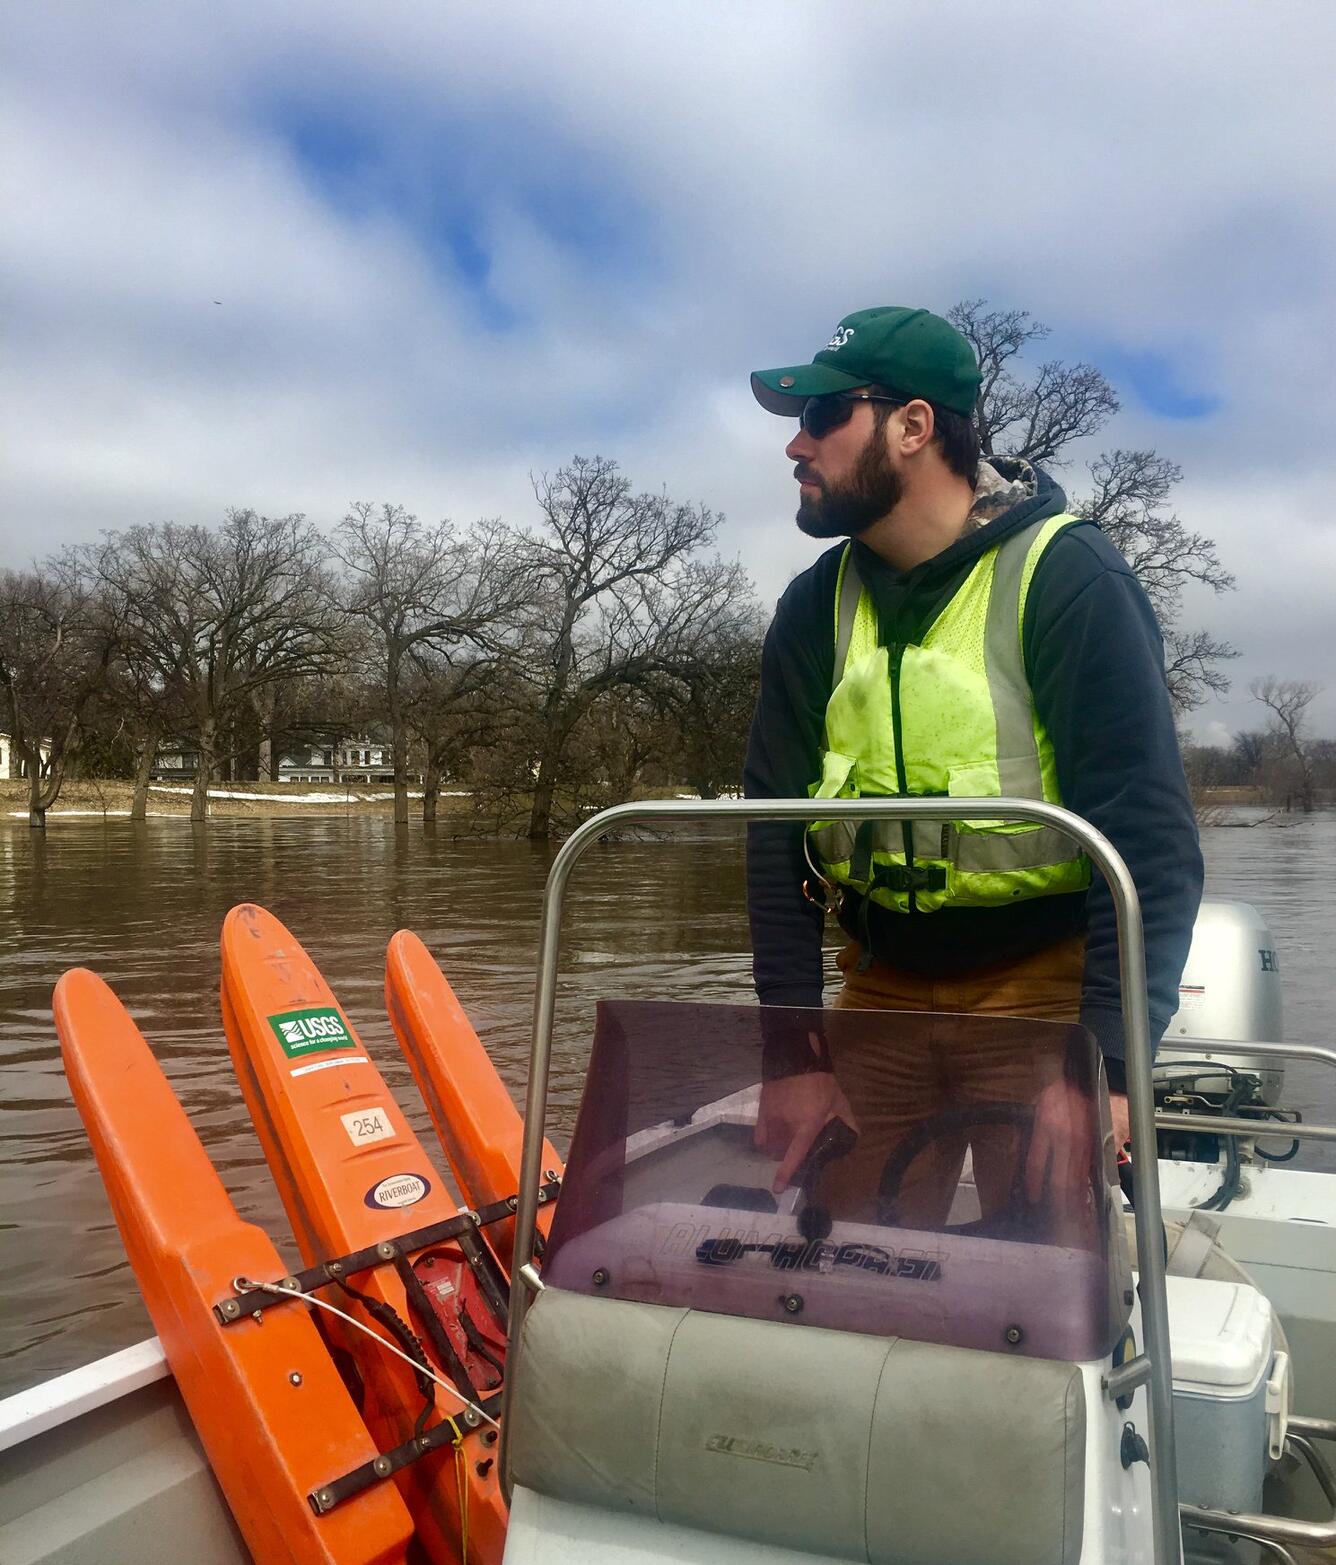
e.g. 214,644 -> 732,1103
820,934 -> 1087,1228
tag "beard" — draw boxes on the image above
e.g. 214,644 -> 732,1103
795,430 -> 904,539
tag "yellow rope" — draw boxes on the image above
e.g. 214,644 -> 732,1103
453,1431 -> 470,1565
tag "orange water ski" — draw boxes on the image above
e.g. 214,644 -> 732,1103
54,967 -> 413,1565
219,904 -> 508,1565
385,930 -> 561,1272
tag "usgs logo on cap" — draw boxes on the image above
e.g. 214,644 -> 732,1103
826,326 -> 855,351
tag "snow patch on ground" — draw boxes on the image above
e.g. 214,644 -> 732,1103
147,784 -> 448,804
6,809 -> 175,819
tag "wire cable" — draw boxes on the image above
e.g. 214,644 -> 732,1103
235,1277 -> 500,1431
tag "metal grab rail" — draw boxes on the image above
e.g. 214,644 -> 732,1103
504,796 -> 1182,1565
1156,1038 -> 1336,1144
1155,1112 -> 1336,1145
1160,1039 -> 1336,1076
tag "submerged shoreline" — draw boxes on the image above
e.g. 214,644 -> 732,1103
0,778 -> 471,821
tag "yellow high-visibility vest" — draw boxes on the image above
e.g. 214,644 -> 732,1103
809,514 -> 1092,913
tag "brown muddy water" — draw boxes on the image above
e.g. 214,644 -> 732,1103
2,810 -> 1334,1397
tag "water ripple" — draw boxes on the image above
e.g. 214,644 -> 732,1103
2,810 -> 1333,1395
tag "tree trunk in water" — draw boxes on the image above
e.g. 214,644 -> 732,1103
27,763 -> 55,828
393,720 -> 409,825
528,754 -> 556,840
26,743 -> 69,828
387,644 -> 410,825
131,732 -> 157,821
423,752 -> 440,824
192,727 -> 214,822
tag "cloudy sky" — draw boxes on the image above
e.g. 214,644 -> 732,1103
5,1 -> 1334,741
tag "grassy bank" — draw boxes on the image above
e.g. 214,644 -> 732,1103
0,778 -> 474,822
6,778 -> 1274,824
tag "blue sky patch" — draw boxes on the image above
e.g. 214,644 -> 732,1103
263,92 -> 656,332
1088,345 -> 1222,421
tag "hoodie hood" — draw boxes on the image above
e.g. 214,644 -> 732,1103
966,456 -> 1044,528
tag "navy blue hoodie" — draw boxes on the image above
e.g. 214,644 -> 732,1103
743,462 -> 1203,1087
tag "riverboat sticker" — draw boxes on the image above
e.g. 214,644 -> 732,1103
268,1005 -> 355,1059
341,1106 -> 394,1147
365,1172 -> 431,1210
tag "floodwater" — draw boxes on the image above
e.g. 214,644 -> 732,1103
1,809 -> 1333,1397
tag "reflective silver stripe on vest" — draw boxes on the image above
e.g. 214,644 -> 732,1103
985,516 -> 1049,798
810,818 -> 943,864
948,824 -> 1079,873
809,817 -> 1077,873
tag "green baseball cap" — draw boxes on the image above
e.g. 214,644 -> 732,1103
751,306 -> 981,419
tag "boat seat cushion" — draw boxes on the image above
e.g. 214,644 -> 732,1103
507,1288 -> 1086,1565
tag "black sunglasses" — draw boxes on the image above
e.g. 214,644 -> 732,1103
799,392 -> 905,440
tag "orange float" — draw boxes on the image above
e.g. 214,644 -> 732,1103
54,967 -> 414,1565
385,929 -> 562,1272
220,904 -> 510,1565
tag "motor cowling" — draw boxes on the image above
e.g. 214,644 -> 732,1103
1158,899 -> 1284,1105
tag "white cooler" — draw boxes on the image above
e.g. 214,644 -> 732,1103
1166,1273 -> 1287,1515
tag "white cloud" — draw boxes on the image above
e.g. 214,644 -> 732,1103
3,0 -> 1334,731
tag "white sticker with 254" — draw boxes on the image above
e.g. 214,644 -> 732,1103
340,1106 -> 394,1147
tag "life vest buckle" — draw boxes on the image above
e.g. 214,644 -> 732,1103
872,862 -> 948,894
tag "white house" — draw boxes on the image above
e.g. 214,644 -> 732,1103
0,733 -> 52,780
278,738 -> 399,785
145,735 -> 405,785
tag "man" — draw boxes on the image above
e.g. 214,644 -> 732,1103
744,305 -> 1203,1210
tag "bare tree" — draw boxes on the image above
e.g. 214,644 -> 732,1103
96,511 -> 344,821
92,641 -> 179,821
1312,737 -> 1336,800
658,605 -> 767,799
0,560 -> 119,827
400,644 -> 499,823
1162,628 -> 1238,713
1231,728 -> 1272,786
1075,448 -> 1238,711
331,503 -> 524,824
1251,676 -> 1321,812
949,300 -> 1120,465
1078,451 -> 1233,613
510,456 -> 754,838
950,300 -> 1236,711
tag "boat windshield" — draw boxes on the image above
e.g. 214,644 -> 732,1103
542,1001 -> 1130,1362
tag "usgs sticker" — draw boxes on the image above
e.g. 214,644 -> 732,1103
365,1172 -> 431,1210
268,1005 -> 354,1059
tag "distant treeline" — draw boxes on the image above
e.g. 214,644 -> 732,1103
1184,714 -> 1335,815
9,303 -> 1321,832
1,457 -> 763,832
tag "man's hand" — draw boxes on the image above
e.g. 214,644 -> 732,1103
1024,1076 -> 1100,1207
755,1071 -> 858,1194
1109,1090 -> 1131,1158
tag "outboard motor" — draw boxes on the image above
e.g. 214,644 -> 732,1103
1156,901 -> 1286,1156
